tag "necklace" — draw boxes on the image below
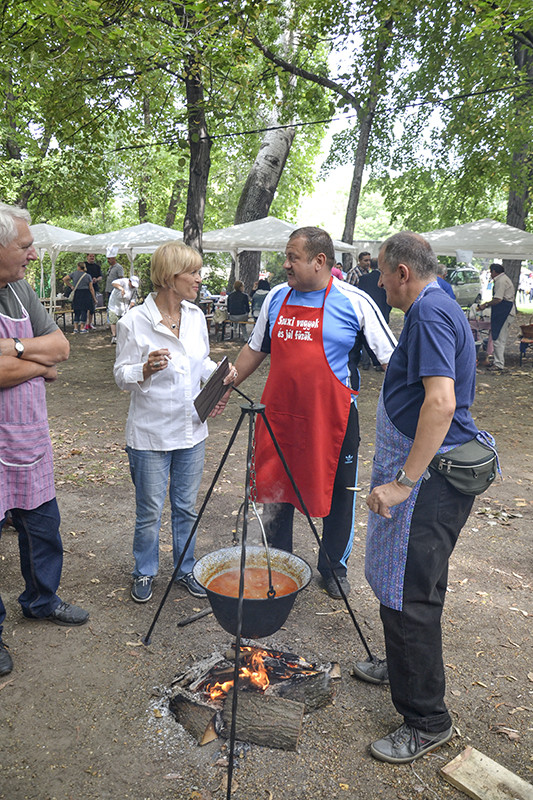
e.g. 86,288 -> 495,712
162,309 -> 181,331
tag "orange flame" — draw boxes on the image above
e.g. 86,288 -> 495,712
205,648 -> 271,701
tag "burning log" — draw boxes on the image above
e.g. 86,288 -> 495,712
268,664 -> 340,711
169,687 -> 221,746
222,688 -> 304,751
168,644 -> 339,751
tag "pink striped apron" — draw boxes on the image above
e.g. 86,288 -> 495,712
0,286 -> 55,518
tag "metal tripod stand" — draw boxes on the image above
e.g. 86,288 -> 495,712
143,387 -> 375,799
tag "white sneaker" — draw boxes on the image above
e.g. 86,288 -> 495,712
111,336 -> 117,344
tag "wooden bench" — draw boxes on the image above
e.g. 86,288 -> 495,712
53,306 -> 107,331
220,317 -> 254,342
93,306 -> 107,325
53,308 -> 73,331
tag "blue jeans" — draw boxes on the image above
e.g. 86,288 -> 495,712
126,442 -> 205,579
0,499 -> 63,635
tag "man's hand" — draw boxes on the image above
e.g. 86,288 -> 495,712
43,366 -> 58,382
0,329 -> 69,366
366,481 -> 412,519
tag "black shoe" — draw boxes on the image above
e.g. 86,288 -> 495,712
370,723 -> 453,764
23,601 -> 89,626
45,601 -> 89,626
131,576 -> 153,603
322,574 -> 350,599
0,641 -> 13,676
177,572 -> 207,598
352,657 -> 389,685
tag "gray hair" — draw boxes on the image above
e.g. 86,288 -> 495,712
0,203 -> 32,247
380,231 -> 438,279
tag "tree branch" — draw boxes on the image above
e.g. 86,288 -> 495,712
251,34 -> 362,114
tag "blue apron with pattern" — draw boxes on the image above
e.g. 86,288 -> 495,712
365,283 -> 497,611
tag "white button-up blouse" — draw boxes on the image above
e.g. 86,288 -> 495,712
114,293 -> 217,451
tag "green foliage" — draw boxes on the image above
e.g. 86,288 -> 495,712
368,1 -> 533,231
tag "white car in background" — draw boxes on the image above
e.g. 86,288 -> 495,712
445,267 -> 482,307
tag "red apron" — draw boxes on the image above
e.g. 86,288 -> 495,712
254,278 -> 356,517
0,286 -> 55,518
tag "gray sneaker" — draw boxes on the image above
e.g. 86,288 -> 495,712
352,657 -> 389,684
370,723 -> 453,763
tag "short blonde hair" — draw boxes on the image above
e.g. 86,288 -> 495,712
150,241 -> 202,290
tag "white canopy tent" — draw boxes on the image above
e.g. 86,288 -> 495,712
421,218 -> 533,261
60,222 -> 183,267
30,223 -> 85,301
202,216 -> 360,267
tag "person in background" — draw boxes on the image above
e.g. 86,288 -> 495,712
345,251 -> 371,286
357,257 -> 391,371
84,254 -> 103,329
227,280 -> 250,339
251,278 -> 271,320
113,241 -> 236,603
65,262 -> 96,334
436,262 -> 456,300
104,256 -> 124,303
478,263 -> 516,373
0,203 -> 89,676
108,274 -> 140,344
355,231 -> 481,764
212,288 -> 228,340
215,227 -> 396,599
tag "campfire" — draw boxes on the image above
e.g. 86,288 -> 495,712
169,643 -> 340,750
198,645 -> 322,703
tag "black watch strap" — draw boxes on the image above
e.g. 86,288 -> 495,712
13,337 -> 24,358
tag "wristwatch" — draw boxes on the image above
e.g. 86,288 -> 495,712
13,337 -> 24,358
395,467 -> 416,488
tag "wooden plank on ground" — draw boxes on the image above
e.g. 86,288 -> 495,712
440,746 -> 533,800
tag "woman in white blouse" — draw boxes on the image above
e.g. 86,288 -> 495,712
114,242 -> 236,604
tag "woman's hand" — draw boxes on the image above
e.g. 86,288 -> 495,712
142,348 -> 171,380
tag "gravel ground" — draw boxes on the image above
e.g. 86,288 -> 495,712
0,312 -> 532,800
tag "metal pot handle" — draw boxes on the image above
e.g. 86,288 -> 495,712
252,500 -> 276,598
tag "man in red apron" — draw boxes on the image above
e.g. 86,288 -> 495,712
355,231 -> 481,764
0,203 -> 89,677
216,227 -> 396,598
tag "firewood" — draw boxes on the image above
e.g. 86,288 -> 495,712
222,689 -> 304,751
171,653 -> 226,689
267,665 -> 339,712
441,746 -> 533,800
169,687 -> 220,745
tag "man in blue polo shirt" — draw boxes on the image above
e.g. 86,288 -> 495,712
353,231 -> 479,764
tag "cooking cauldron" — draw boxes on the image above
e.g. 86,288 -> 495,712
193,546 -> 312,638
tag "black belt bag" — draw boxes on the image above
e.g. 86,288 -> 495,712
430,438 -> 497,496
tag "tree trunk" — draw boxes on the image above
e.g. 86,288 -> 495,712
138,95 -> 151,223
229,124 -> 296,293
341,18 -> 393,271
183,53 -> 211,252
165,178 -> 186,228
503,35 -> 533,292
341,112 -> 375,272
